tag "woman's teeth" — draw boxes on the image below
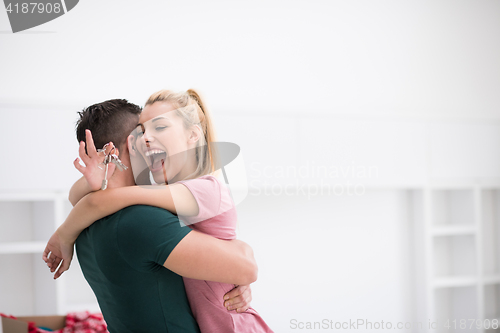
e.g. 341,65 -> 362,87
145,149 -> 165,157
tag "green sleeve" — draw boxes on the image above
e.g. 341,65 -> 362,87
116,205 -> 192,271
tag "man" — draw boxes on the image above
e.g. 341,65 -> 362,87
43,99 -> 256,332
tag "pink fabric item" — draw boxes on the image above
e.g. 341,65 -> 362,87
178,175 -> 273,333
55,312 -> 108,333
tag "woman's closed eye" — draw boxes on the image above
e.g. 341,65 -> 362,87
135,125 -> 167,137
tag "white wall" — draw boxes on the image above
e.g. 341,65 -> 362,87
1,0 -> 500,331
237,190 -> 416,331
0,0 -> 499,118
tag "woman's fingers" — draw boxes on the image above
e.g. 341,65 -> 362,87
50,257 -> 63,273
78,141 -> 90,165
46,252 -> 56,264
42,247 -> 51,262
46,255 -> 57,270
85,129 -> 99,158
73,157 -> 86,174
54,260 -> 70,280
104,142 -> 115,155
48,253 -> 58,265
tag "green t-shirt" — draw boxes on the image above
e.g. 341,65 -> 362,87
75,205 -> 200,333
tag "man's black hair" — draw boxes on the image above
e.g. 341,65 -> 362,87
76,99 -> 142,152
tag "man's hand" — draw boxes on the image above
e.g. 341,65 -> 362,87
223,284 -> 252,312
73,129 -> 116,192
42,230 -> 75,279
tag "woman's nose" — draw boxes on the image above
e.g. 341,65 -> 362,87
143,131 -> 153,143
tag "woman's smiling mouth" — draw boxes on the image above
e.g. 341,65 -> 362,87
144,149 -> 167,172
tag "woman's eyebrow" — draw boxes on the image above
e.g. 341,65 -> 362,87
137,116 -> 171,128
151,116 -> 170,123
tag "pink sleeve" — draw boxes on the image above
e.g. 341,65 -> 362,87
178,175 -> 237,240
178,176 -> 222,224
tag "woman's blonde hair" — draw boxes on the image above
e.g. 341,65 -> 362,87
145,89 -> 217,179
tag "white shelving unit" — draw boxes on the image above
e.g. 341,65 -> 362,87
0,192 -> 100,316
482,189 -> 500,332
418,184 -> 500,333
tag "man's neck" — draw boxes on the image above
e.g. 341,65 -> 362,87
106,170 -> 136,189
105,149 -> 135,189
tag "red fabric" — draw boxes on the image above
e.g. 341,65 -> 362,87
28,321 -> 38,333
1,312 -> 107,333
55,312 -> 108,333
0,313 -> 17,320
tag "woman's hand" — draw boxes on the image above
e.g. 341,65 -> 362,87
73,129 -> 116,192
42,230 -> 75,279
223,284 -> 252,312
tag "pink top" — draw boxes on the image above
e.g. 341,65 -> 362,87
178,175 -> 273,333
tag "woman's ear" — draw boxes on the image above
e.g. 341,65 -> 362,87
127,134 -> 137,156
188,125 -> 202,145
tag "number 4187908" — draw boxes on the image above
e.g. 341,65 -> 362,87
5,2 -> 61,14
444,319 -> 499,330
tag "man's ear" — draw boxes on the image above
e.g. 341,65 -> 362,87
188,125 -> 202,144
127,135 -> 137,156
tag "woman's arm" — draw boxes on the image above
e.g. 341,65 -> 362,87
68,177 -> 94,206
45,183 -> 199,274
59,184 -> 199,242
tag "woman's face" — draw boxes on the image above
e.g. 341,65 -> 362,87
135,102 -> 196,184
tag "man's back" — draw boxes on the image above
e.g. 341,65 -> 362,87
76,205 -> 200,333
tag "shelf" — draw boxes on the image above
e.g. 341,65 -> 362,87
433,235 -> 476,278
0,241 -> 46,254
422,186 -> 500,332
483,190 -> 500,276
0,200 -> 56,243
432,189 -> 474,226
484,276 -> 500,285
433,276 -> 478,288
435,286 -> 478,333
431,225 -> 477,236
0,192 -> 61,201
0,253 -> 59,316
485,284 -> 500,330
0,192 -> 85,317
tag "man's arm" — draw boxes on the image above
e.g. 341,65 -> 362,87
164,231 -> 258,286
